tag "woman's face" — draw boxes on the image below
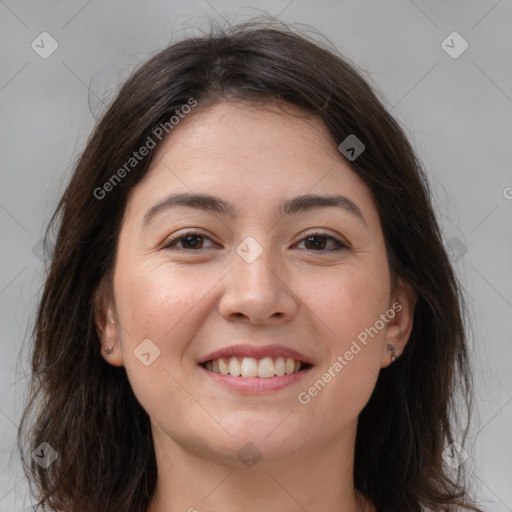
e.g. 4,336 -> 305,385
97,101 -> 413,467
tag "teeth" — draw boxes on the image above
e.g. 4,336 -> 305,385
275,357 -> 285,376
228,357 -> 241,377
218,357 -> 229,375
204,356 -> 306,377
257,356 -> 275,378
241,357 -> 258,377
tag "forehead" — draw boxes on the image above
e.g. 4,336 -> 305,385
156,100 -> 340,166
123,101 -> 380,230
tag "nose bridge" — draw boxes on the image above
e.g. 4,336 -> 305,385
233,234 -> 281,296
219,234 -> 297,322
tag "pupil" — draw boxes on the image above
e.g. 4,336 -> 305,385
306,236 -> 326,250
184,235 -> 201,248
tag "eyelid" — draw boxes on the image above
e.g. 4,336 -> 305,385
162,229 -> 350,252
161,229 -> 219,249
292,229 -> 350,249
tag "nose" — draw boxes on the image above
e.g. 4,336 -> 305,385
218,244 -> 298,325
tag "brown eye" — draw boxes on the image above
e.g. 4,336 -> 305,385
164,232 -> 216,250
295,233 -> 347,251
178,234 -> 205,249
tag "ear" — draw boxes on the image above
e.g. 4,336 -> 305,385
93,281 -> 124,367
381,278 -> 416,368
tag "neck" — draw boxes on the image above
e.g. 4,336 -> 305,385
146,420 -> 374,512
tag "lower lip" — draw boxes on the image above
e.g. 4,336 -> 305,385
198,365 -> 313,393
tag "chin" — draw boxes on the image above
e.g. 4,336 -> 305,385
202,418 -> 310,466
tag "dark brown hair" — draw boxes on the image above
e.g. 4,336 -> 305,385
19,19 -> 483,512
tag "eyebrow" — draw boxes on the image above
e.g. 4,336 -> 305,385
141,192 -> 366,229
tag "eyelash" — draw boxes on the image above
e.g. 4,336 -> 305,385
162,230 -> 349,252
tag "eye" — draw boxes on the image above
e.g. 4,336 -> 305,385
162,230 -> 348,252
294,232 -> 348,251
163,231 -> 217,250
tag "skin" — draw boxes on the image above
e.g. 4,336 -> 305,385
95,101 -> 415,512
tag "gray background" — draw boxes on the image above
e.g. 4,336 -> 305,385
1,0 -> 511,510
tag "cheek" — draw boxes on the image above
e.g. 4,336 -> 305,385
292,261 -> 390,428
111,262 -> 216,422
305,260 -> 391,349
111,261 -> 217,397
114,262 -> 212,340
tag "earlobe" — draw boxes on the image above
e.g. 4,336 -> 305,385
382,279 -> 416,367
93,286 -> 124,367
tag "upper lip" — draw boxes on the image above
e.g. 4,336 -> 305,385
198,344 -> 313,365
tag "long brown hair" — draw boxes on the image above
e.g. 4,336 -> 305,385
18,19 -> 483,512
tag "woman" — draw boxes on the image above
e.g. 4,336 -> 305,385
19,20 -> 483,512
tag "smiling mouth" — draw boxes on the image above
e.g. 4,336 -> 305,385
200,356 -> 312,378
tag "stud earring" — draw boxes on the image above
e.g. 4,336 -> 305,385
388,344 -> 397,362
107,346 -> 113,354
